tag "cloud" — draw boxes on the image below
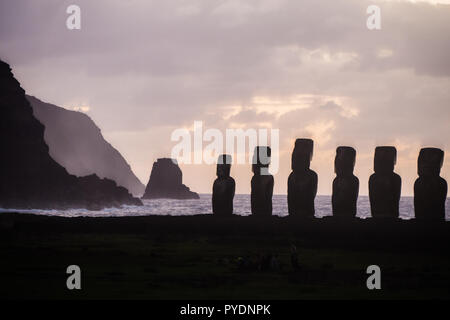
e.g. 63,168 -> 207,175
0,0 -> 449,195
70,105 -> 90,113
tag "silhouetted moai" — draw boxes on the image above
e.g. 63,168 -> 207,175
369,146 -> 401,218
414,148 -> 447,220
288,139 -> 318,217
251,146 -> 274,216
212,154 -> 235,216
332,146 -> 359,218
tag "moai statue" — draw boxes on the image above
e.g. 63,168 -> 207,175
288,139 -> 318,218
414,148 -> 447,220
369,146 -> 401,218
251,146 -> 274,217
212,154 -> 235,216
332,146 -> 359,218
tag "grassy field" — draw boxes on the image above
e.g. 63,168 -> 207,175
1,213 -> 449,299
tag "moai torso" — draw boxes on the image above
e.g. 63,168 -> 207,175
369,146 -> 401,218
287,139 -> 317,217
332,146 -> 359,218
251,173 -> 274,216
251,146 -> 274,217
212,155 -> 235,216
414,148 -> 447,220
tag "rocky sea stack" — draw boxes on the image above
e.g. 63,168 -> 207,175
142,158 -> 199,200
0,60 -> 142,210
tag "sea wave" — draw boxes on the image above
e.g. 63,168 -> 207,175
1,195 -> 449,220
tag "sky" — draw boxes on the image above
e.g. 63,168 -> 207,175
1,0 -> 449,196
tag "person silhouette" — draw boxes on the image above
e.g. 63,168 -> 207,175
332,146 -> 359,218
251,146 -> 274,217
369,146 -> 401,218
288,139 -> 317,218
414,148 -> 447,220
212,154 -> 235,216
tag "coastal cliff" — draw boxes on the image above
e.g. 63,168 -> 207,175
0,60 -> 142,209
27,95 -> 145,197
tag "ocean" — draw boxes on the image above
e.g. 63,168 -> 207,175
1,195 -> 449,220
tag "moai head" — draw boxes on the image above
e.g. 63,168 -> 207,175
418,148 -> 444,177
335,146 -> 356,176
374,146 -> 397,174
292,139 -> 313,172
252,146 -> 271,175
216,154 -> 232,178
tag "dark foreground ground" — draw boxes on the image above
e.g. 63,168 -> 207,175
0,212 -> 449,299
